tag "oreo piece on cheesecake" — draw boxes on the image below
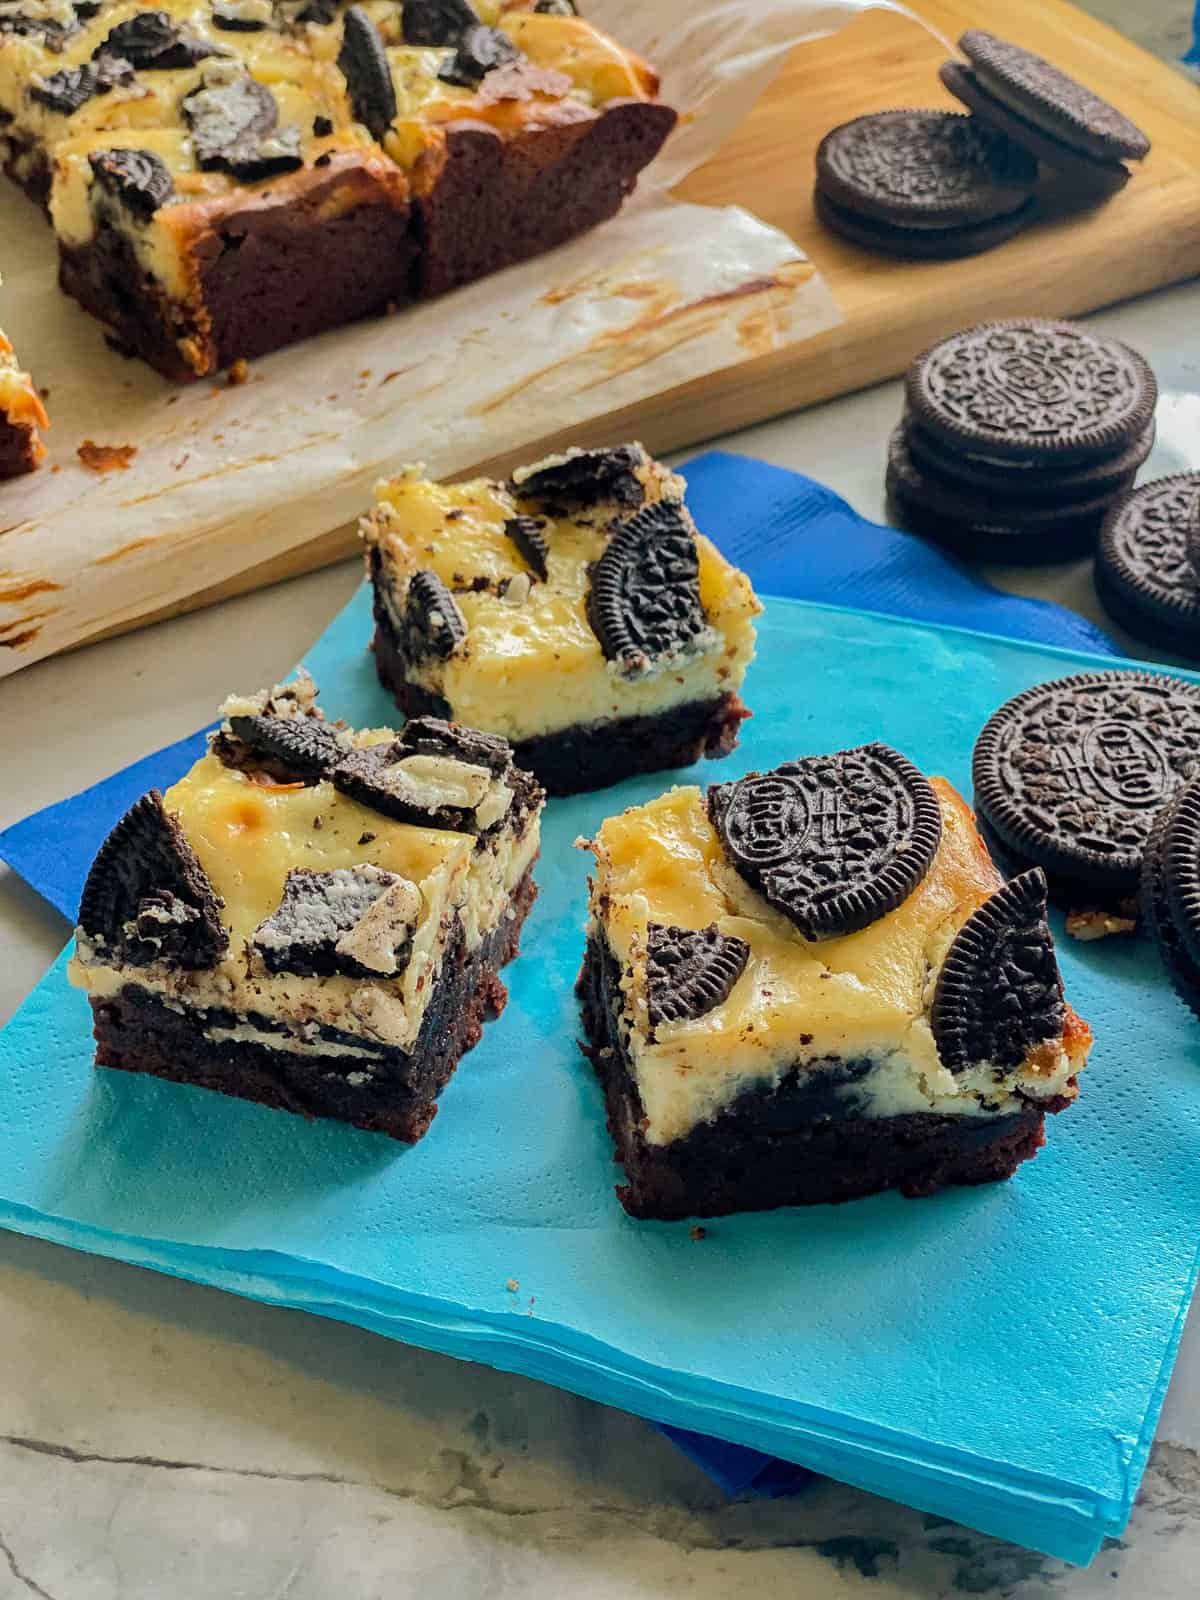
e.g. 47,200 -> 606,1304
813,109 -> 1037,260
941,31 -> 1149,200
973,670 -> 1200,927
578,751 -> 1090,1219
1096,474 -> 1200,658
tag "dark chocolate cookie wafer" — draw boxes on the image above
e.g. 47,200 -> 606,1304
645,923 -> 750,1032
887,425 -> 1124,563
904,412 -> 1155,503
1139,793 -> 1200,1017
815,109 -> 1037,226
1095,474 -> 1200,658
939,62 -> 1130,201
973,670 -> 1200,907
959,31 -> 1150,164
814,188 -> 1034,261
907,318 -> 1157,467
707,743 -> 943,940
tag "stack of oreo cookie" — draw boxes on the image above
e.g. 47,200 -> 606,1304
1095,474 -> 1200,658
1141,775 -> 1200,1016
887,317 -> 1158,563
814,31 -> 1151,261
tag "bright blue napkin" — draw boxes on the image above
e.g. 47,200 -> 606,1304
0,452 -> 1122,1510
1188,2 -> 1199,65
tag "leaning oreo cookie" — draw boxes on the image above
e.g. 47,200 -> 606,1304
907,319 -> 1157,467
973,671 -> 1200,906
645,922 -> 750,1033
707,743 -> 943,941
1095,474 -> 1200,659
887,424 -> 1122,564
586,499 -> 711,679
931,869 -> 1063,1071
1139,795 -> 1200,1018
77,790 -> 227,969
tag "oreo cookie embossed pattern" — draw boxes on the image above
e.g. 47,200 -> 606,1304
888,319 -> 1158,563
1096,475 -> 1200,658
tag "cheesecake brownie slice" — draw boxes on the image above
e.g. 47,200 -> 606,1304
69,672 -> 544,1141
0,2 -> 674,379
362,443 -> 761,795
0,326 -> 47,476
577,744 -> 1091,1219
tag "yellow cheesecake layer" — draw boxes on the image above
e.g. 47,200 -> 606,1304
70,739 -> 539,1053
364,456 -> 761,743
584,778 -> 1089,1144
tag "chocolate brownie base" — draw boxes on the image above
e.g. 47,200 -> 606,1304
577,932 -> 1049,1219
415,98 -> 677,298
88,866 -> 536,1142
60,164 -> 417,381
0,413 -> 40,479
371,602 -> 746,797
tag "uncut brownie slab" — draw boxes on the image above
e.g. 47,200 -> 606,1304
577,745 -> 1091,1220
362,443 -> 761,796
68,673 -> 544,1141
0,2 -> 674,379
0,325 -> 46,476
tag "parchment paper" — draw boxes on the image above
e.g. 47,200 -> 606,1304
0,0 -> 899,674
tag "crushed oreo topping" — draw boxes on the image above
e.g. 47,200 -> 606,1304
504,515 -> 549,581
212,0 -> 273,29
253,864 -> 420,978
338,5 -> 396,140
707,744 -> 944,941
931,869 -> 1064,1072
404,570 -> 468,660
94,10 -> 220,69
438,22 -> 519,87
0,0 -> 77,41
586,498 -> 710,679
29,53 -> 137,116
88,147 -> 175,218
400,0 -> 478,46
183,73 -> 303,180
395,715 -> 512,775
645,923 -> 750,1032
333,743 -> 512,834
313,113 -> 333,136
223,713 -> 348,782
514,445 -> 646,511
78,790 -> 227,969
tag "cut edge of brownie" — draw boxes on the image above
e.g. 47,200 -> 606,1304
0,410 -> 43,479
88,863 -> 536,1142
576,931 -> 1051,1220
370,593 -> 747,798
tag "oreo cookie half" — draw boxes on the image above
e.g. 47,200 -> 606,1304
645,923 -> 750,1033
586,499 -> 710,679
973,670 -> 1200,901
183,75 -> 303,181
707,743 -> 943,940
504,515 -> 549,580
816,109 -> 1037,226
89,148 -> 175,218
908,319 -> 1158,467
1096,474 -> 1200,658
403,570 -> 468,661
394,715 -> 512,774
513,446 -> 646,512
958,30 -> 1150,164
253,864 -> 420,978
931,870 -> 1064,1072
94,10 -> 218,69
78,790 -> 227,969
221,712 -> 349,782
338,5 -> 397,140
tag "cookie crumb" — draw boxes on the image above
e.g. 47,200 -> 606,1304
226,358 -> 250,386
689,1225 -> 707,1241
505,1277 -> 519,1292
77,440 -> 137,473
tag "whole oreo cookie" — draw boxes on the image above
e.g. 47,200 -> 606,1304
645,923 -> 750,1033
816,110 -> 1037,227
931,869 -> 1063,1072
973,670 -> 1200,902
939,62 -> 1130,200
904,411 -> 1155,503
706,743 -> 943,941
1139,795 -> 1200,1018
814,187 -> 1033,262
907,319 -> 1158,467
958,30 -> 1150,164
887,424 -> 1123,564
77,790 -> 227,969
586,499 -> 710,679
1095,474 -> 1200,659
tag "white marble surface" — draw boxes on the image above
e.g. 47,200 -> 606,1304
2,273 -> 1200,1600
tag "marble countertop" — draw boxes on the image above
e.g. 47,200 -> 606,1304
1,264 -> 1199,1598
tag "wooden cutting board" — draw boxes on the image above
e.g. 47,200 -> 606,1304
87,0 -> 1200,639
